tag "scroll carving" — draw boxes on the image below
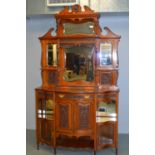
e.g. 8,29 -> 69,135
39,28 -> 55,39
102,27 -> 121,38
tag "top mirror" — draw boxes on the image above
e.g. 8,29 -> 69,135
63,22 -> 95,35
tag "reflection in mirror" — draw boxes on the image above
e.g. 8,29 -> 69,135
63,22 -> 95,35
37,99 -> 54,120
98,101 -> 116,114
47,44 -> 58,66
97,100 -> 116,117
99,43 -> 112,66
64,45 -> 94,82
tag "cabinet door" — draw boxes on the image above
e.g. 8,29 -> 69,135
36,90 -> 54,145
56,102 -> 73,134
74,101 -> 94,137
38,119 -> 53,144
97,121 -> 116,149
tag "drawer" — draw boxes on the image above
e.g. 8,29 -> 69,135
97,93 -> 116,100
56,93 -> 94,100
45,92 -> 53,98
37,90 -> 46,98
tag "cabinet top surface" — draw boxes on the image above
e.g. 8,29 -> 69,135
35,86 -> 119,93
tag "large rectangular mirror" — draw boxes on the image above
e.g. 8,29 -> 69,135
63,45 -> 94,82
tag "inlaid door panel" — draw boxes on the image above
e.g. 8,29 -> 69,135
56,101 -> 73,134
74,101 -> 94,136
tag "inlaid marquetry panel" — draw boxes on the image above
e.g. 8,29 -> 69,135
56,102 -> 73,133
100,72 -> 112,85
74,101 -> 93,132
79,105 -> 90,129
48,71 -> 57,84
59,104 -> 69,128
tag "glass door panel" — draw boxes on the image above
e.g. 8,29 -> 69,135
97,122 -> 115,146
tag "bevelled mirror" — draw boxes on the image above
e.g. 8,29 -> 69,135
47,43 -> 58,66
63,22 -> 95,35
63,45 -> 94,82
99,43 -> 112,66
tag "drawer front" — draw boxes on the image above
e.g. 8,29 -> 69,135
37,90 -> 46,99
56,93 -> 94,101
36,90 -> 53,99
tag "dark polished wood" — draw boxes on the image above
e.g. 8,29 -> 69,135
37,143 -> 39,150
116,147 -> 118,155
35,4 -> 121,154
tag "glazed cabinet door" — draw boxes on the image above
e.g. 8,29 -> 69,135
74,101 -> 94,137
96,92 -> 118,149
97,121 -> 116,149
36,90 -> 54,145
56,102 -> 73,134
39,119 -> 54,143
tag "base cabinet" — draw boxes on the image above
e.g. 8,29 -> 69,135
35,89 -> 118,154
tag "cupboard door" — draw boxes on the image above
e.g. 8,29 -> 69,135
97,121 -> 116,149
39,119 -> 53,144
56,102 -> 73,134
36,90 -> 54,145
74,102 -> 94,136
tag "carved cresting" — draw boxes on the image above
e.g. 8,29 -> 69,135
59,104 -> 69,128
79,104 -> 90,129
55,4 -> 102,36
